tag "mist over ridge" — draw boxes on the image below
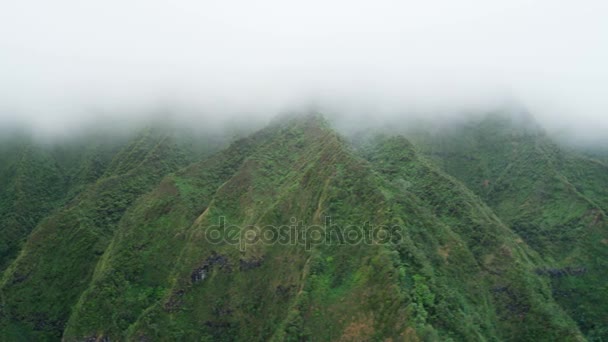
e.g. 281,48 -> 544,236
2,2 -> 608,337
1,0 -> 607,146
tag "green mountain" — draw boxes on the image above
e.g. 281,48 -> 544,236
402,112 -> 608,339
0,132 -> 124,272
0,124 -> 225,340
0,113 -> 606,341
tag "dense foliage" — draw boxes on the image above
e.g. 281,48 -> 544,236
0,113 -> 606,341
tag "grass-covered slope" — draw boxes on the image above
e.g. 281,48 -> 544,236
0,133 -> 124,272
61,125 -> 263,340
359,135 -> 582,341
59,115 -> 582,341
0,113 -> 603,341
0,127 -> 222,340
0,140 -> 70,272
405,112 -> 608,339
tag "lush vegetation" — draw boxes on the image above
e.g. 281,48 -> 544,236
403,112 -> 608,339
0,113 -> 606,341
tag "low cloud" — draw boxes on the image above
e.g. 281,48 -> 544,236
1,0 -> 607,144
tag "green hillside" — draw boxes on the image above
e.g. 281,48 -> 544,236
404,112 -> 608,339
0,133 -> 125,272
0,113 -> 606,341
0,125 -> 224,340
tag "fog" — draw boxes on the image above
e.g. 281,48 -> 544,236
1,0 -> 607,144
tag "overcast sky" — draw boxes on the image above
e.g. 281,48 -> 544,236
1,0 -> 607,143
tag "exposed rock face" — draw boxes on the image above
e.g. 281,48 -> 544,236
190,252 -> 230,283
239,257 -> 263,271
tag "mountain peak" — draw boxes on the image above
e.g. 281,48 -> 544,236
0,113 -> 605,341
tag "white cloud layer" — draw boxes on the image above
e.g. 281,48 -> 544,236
1,0 -> 607,143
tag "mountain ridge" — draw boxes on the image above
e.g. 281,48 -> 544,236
0,112 -> 605,341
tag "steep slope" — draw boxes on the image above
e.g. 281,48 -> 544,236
61,115 -> 581,341
0,134 -> 123,271
0,139 -> 68,272
62,124 -> 264,340
405,112 -> 608,339
0,127 -> 222,340
359,135 -> 582,341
